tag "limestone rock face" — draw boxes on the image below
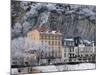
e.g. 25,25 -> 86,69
11,1 -> 96,41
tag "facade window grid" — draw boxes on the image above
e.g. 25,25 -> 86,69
27,29 -> 96,63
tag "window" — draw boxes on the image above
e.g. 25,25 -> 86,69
69,47 -> 73,52
64,49 -> 66,52
73,54 -> 74,57
64,53 -> 66,57
60,36 -> 62,40
42,35 -> 44,39
58,47 -> 60,50
72,42 -> 74,46
47,36 -> 49,39
52,41 -> 54,45
41,40 -> 43,43
70,47 -> 74,52
44,35 -> 46,39
29,34 -> 31,38
46,35 -> 48,39
69,54 -> 71,57
64,42 -> 66,46
59,36 -> 61,40
55,41 -> 57,45
13,62 -> 17,65
45,40 -> 47,43
50,36 -> 52,40
48,35 -> 50,39
49,41 -> 50,45
41,35 -> 43,39
58,41 -> 60,45
54,36 -> 56,40
52,36 -> 54,40
56,36 -> 58,40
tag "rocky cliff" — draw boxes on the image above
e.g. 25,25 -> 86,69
11,1 -> 96,41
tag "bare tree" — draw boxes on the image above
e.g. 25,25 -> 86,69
11,37 -> 50,66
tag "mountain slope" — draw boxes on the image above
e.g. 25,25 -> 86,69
11,1 -> 96,41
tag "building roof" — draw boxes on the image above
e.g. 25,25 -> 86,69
64,38 -> 74,41
40,31 -> 62,35
37,26 -> 48,32
31,27 -> 62,35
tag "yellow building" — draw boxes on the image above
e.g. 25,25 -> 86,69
27,29 -> 63,58
27,29 -> 40,41
40,31 -> 62,58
